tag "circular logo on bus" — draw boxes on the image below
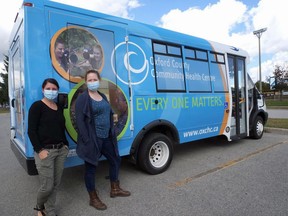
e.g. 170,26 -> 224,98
50,26 -> 104,83
64,80 -> 129,142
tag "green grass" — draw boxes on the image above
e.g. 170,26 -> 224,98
266,118 -> 288,129
266,99 -> 288,107
0,108 -> 9,114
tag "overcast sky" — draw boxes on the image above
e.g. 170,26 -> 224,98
1,0 -> 287,83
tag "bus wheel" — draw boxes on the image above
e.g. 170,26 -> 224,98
138,133 -> 173,175
250,116 -> 264,139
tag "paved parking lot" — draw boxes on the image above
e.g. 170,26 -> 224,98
1,113 -> 288,216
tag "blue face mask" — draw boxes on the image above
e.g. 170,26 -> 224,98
87,81 -> 100,91
44,90 -> 58,100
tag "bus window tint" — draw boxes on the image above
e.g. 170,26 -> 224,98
167,45 -> 181,56
185,48 -> 195,59
153,42 -> 185,92
195,50 -> 208,60
153,43 -> 166,54
210,52 -> 217,62
217,54 -> 225,63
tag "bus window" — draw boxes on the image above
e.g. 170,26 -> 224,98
184,48 -> 195,59
185,47 -> 211,92
153,43 -> 166,54
167,45 -> 181,56
186,59 -> 211,92
210,52 -> 228,92
217,54 -> 225,63
210,52 -> 225,64
195,49 -> 208,60
153,42 -> 185,92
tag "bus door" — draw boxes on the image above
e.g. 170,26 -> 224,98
48,11 -> 131,146
9,36 -> 26,151
228,55 -> 247,138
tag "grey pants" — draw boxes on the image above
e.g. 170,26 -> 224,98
34,146 -> 69,216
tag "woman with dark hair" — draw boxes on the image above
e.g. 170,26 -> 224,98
28,78 -> 69,216
75,70 -> 130,211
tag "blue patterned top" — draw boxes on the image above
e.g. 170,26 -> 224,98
91,98 -> 110,138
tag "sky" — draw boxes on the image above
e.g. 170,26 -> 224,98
0,0 -> 287,83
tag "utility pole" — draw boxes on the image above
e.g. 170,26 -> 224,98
253,28 -> 267,93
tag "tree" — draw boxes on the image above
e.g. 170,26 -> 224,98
0,55 -> 9,106
270,64 -> 288,100
255,81 -> 270,92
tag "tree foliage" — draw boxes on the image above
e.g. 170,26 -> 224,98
0,55 -> 9,106
271,65 -> 288,91
255,81 -> 270,92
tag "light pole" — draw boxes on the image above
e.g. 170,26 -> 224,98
253,28 -> 267,92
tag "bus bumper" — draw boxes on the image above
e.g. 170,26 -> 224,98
10,139 -> 38,175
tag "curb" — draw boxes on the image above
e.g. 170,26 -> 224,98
265,127 -> 288,135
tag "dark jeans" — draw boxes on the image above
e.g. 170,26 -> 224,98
84,137 -> 121,192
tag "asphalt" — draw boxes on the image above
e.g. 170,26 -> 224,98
267,109 -> 288,119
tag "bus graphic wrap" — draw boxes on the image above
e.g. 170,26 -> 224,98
8,0 -> 268,175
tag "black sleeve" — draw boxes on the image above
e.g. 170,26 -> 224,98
28,101 -> 44,153
58,106 -> 69,147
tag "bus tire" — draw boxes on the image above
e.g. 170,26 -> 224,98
250,116 -> 264,139
138,133 -> 173,175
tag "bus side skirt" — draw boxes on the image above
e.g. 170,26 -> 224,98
10,139 -> 38,175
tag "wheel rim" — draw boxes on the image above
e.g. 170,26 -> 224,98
149,141 -> 169,168
256,120 -> 264,136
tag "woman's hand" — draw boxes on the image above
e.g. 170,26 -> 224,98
38,149 -> 49,160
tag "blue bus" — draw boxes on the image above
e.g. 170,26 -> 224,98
8,0 -> 268,175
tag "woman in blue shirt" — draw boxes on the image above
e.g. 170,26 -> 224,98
75,70 -> 130,211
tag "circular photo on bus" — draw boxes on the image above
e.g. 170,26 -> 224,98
50,26 -> 104,83
64,80 -> 129,142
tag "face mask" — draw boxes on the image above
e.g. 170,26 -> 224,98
44,90 -> 58,100
87,81 -> 99,91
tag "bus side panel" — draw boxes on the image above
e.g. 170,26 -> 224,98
47,7 -> 131,167
133,92 -> 227,143
9,6 -> 39,175
127,35 -> 229,144
23,4 -> 53,160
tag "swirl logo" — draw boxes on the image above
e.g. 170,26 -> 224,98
111,41 -> 149,85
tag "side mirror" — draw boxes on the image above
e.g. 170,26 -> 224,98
58,93 -> 68,109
